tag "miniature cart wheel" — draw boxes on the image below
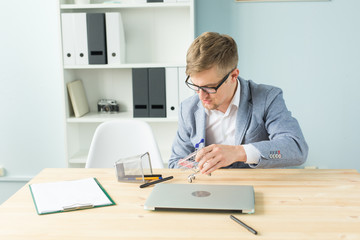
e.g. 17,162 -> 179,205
188,174 -> 196,183
188,176 -> 192,183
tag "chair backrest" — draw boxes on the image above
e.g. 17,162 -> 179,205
86,119 -> 163,168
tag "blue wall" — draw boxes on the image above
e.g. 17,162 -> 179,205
196,0 -> 360,170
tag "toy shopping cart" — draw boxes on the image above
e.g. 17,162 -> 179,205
177,139 -> 207,183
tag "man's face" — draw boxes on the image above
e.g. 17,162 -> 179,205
189,66 -> 238,113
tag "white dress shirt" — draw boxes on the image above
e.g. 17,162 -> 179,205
205,81 -> 260,165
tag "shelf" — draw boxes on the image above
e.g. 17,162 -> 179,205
64,63 -> 185,69
60,2 -> 190,10
69,150 -> 88,164
67,112 -> 178,123
0,176 -> 33,182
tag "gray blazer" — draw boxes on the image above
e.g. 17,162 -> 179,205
168,77 -> 308,169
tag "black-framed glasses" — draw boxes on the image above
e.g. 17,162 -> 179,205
185,68 -> 236,94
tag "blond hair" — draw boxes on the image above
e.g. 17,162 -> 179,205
186,32 -> 238,77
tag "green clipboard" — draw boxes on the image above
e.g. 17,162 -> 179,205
29,178 -> 116,215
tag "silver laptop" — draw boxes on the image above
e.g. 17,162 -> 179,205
144,183 -> 255,213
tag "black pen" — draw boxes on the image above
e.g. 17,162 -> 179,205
139,176 -> 174,188
230,215 -> 258,235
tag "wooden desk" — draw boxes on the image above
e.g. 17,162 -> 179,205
0,168 -> 359,240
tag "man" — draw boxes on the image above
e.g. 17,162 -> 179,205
168,32 -> 308,174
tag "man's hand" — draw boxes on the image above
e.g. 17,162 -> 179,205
195,144 -> 247,175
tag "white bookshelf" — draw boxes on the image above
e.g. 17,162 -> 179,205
66,111 -> 178,123
59,0 -> 194,166
64,62 -> 185,69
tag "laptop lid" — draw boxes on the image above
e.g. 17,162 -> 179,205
144,183 -> 255,213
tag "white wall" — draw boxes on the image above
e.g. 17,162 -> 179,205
197,0 -> 360,170
0,0 -> 66,203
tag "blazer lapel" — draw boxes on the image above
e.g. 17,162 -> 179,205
235,78 -> 253,145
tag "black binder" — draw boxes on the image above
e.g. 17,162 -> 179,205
132,68 -> 149,117
148,68 -> 166,117
86,13 -> 107,64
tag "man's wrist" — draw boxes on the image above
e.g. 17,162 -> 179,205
235,145 -> 247,163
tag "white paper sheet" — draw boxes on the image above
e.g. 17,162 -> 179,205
30,178 -> 113,214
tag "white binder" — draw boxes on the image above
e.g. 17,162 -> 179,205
178,67 -> 194,102
165,67 -> 179,118
105,12 -> 126,65
61,13 -> 76,65
74,13 -> 88,65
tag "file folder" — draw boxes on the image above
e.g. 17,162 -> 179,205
105,12 -> 126,65
149,68 -> 166,117
74,13 -> 88,65
61,13 -> 76,65
165,67 -> 179,118
86,13 -> 107,64
132,68 -> 149,117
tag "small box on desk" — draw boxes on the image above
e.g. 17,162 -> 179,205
115,152 -> 155,183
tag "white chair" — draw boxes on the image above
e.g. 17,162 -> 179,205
86,119 -> 164,168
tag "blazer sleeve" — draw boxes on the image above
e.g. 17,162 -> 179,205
168,101 -> 195,168
249,87 -> 308,168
